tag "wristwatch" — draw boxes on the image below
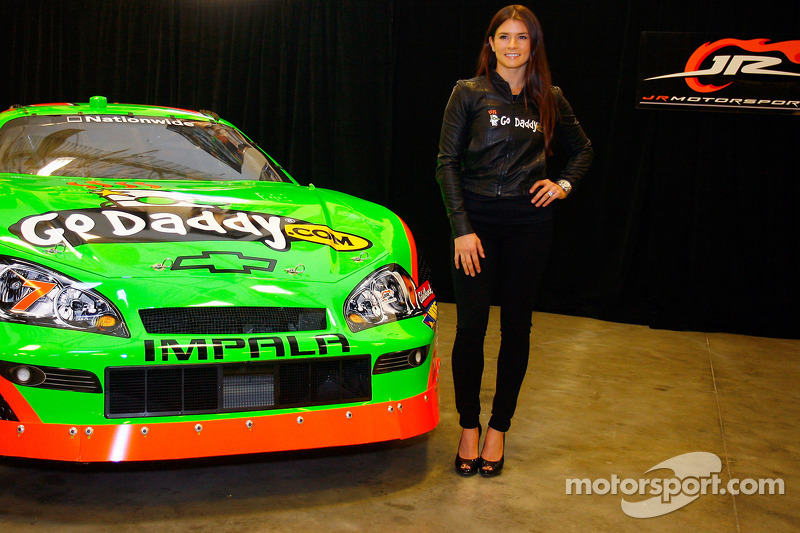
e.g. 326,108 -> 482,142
557,179 -> 572,196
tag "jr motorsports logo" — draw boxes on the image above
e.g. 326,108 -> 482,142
637,33 -> 800,113
566,452 -> 785,519
10,187 -> 372,252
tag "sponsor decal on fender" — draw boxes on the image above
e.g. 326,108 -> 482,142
9,188 -> 373,252
423,300 -> 438,330
416,280 -> 435,308
637,33 -> 800,113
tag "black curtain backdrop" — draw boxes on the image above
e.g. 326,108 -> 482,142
2,0 -> 798,338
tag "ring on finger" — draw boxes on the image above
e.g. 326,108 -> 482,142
548,191 -> 554,197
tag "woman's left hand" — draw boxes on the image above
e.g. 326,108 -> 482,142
530,179 -> 566,207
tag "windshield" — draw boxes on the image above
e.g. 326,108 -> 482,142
0,114 -> 292,182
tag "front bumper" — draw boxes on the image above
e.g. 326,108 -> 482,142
0,358 -> 440,462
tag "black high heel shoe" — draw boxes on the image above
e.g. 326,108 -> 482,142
479,432 -> 505,477
454,424 -> 482,477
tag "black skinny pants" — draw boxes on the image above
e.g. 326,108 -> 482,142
450,220 -> 553,433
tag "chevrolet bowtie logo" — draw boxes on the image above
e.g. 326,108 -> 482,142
171,251 -> 277,274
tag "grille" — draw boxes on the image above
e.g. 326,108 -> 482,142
373,346 -> 429,374
105,356 -> 371,418
0,361 -> 102,393
139,307 -> 327,335
39,367 -> 103,393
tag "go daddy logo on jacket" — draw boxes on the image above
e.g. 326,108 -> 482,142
9,189 -> 372,252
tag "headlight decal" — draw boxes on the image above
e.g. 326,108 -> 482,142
0,256 -> 129,338
344,264 -> 425,333
9,278 -> 57,312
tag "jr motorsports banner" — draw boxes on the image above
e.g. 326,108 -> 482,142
636,32 -> 800,114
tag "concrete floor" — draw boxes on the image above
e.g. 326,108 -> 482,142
1,302 -> 798,532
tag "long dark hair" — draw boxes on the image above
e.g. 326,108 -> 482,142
476,5 -> 557,155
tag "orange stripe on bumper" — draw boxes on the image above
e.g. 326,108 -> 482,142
0,374 -> 41,423
1,359 -> 440,463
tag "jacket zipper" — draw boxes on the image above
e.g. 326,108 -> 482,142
496,98 -> 516,196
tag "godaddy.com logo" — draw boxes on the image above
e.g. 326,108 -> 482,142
566,452 -> 784,518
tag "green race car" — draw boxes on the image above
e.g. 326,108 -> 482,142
0,96 -> 439,462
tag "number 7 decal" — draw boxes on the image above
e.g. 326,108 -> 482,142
10,276 -> 57,312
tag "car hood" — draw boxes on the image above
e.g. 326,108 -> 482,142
1,176 -> 402,283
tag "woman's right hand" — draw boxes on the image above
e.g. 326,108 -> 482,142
454,233 -> 485,277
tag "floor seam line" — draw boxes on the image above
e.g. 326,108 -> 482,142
707,334 -> 741,532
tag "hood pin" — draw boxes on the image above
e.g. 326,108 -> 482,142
351,251 -> 370,263
151,258 -> 173,271
285,264 -> 305,275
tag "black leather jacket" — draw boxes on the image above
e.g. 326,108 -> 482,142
436,71 -> 593,237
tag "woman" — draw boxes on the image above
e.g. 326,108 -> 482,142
435,5 -> 593,477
